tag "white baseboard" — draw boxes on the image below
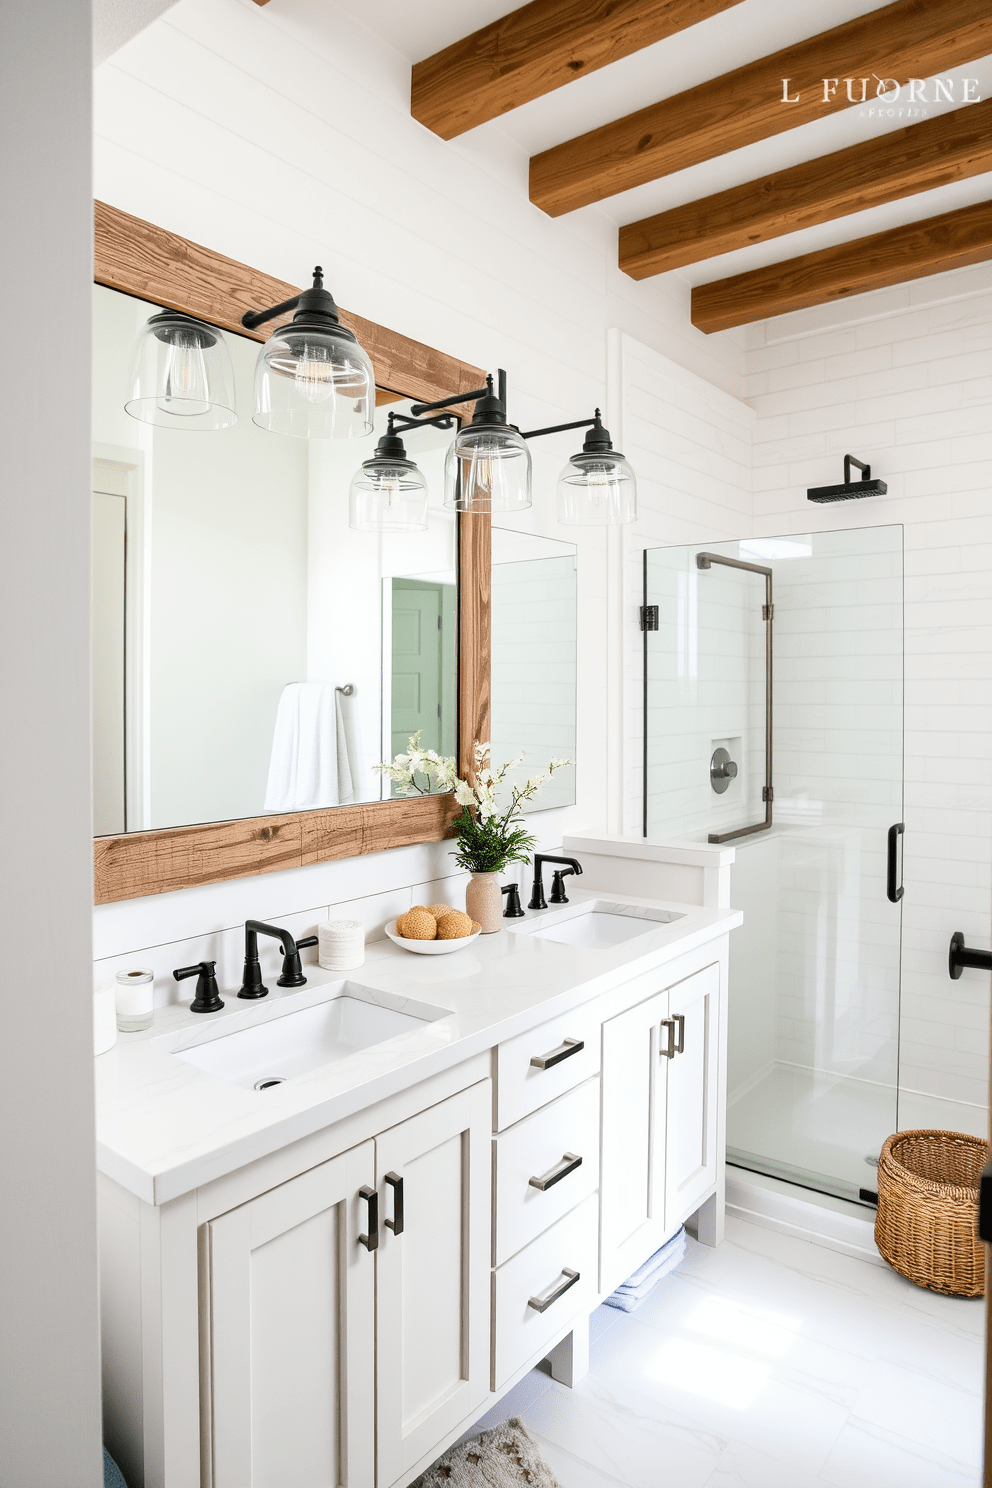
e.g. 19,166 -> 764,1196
726,1166 -> 883,1267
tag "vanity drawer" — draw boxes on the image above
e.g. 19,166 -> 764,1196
495,1077 -> 599,1265
493,1192 -> 598,1389
496,1002 -> 601,1130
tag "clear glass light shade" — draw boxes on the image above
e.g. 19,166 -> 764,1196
253,326 -> 375,438
443,426 -> 532,512
125,312 -> 237,429
557,451 -> 637,525
349,461 -> 429,532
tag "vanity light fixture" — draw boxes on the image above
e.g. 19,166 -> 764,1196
241,266 -> 375,439
125,309 -> 237,429
408,373 -> 635,524
348,411 -> 454,532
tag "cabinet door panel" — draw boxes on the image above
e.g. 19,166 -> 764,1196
206,1142 -> 375,1488
600,989 -> 669,1298
375,1081 -> 491,1488
666,963 -> 720,1224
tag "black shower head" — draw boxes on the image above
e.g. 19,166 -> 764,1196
808,453 -> 887,503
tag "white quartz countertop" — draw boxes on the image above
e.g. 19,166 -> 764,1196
95,891 -> 742,1205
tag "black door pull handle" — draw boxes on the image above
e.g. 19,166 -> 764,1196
886,823 -> 904,903
358,1185 -> 378,1250
385,1172 -> 404,1234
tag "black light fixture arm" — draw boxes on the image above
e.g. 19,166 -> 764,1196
386,410 -> 456,436
519,415 -> 601,440
241,293 -> 303,331
241,266 -> 346,333
844,454 -> 871,483
410,368 -> 507,418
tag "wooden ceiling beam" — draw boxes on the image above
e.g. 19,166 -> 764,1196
410,0 -> 745,141
531,0 -> 992,216
621,98 -> 992,278
691,198 -> 992,333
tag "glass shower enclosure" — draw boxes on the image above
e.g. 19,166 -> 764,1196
643,527 -> 904,1205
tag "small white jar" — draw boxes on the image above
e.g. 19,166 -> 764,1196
116,968 -> 155,1032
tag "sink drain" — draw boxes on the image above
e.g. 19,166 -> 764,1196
254,1077 -> 287,1091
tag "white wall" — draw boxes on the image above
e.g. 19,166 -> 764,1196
0,1 -> 103,1481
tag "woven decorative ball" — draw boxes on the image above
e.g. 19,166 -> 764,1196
436,910 -> 474,940
398,908 -> 437,941
875,1129 -> 988,1297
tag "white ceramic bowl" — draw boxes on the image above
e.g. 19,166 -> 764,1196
384,920 -> 482,955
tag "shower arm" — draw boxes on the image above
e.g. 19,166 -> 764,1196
695,552 -> 773,845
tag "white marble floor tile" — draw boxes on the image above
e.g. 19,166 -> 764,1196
521,1374 -> 729,1488
703,1440 -> 828,1488
530,1432 -> 629,1488
849,1358 -> 984,1469
449,1217 -> 984,1488
588,1310 -> 851,1475
819,1417 -> 981,1488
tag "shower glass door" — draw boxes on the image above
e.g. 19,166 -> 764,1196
644,527 -> 904,1205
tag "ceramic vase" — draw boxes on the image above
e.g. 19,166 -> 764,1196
466,871 -> 503,934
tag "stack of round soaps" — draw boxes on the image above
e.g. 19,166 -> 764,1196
318,918 -> 365,971
395,903 -> 480,941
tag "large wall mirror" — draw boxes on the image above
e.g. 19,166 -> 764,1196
92,203 -> 488,903
491,529 -> 577,812
93,282 -> 459,833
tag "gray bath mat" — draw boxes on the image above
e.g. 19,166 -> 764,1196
413,1417 -> 561,1488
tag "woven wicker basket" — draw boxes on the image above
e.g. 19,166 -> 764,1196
875,1129 -> 988,1297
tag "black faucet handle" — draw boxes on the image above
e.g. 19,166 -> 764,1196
502,883 -> 525,918
549,868 -> 576,904
277,935 -> 319,989
173,960 -> 224,1014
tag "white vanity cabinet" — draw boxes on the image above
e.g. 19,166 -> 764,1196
205,1143 -> 376,1488
98,929 -> 734,1488
202,1082 -> 491,1488
599,961 -> 721,1296
375,1083 -> 492,1487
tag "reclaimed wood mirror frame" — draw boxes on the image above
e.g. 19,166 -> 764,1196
92,202 -> 490,905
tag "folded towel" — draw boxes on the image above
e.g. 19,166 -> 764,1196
263,682 -> 356,812
604,1226 -> 686,1312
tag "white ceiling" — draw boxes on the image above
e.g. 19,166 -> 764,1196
355,0 -> 992,287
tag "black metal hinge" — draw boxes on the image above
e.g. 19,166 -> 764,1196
762,786 -> 774,802
640,605 -> 659,631
762,603 -> 774,620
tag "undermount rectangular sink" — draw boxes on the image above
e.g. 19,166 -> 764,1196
523,901 -> 685,951
174,987 -> 449,1090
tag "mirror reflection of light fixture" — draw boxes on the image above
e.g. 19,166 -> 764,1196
552,411 -> 636,526
348,413 -> 431,532
125,310 -> 237,429
241,267 -> 374,439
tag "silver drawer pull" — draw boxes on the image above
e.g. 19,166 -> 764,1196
660,1019 -> 676,1059
528,1268 -> 580,1314
530,1037 -> 584,1071
529,1152 -> 582,1192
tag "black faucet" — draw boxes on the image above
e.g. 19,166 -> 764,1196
173,960 -> 224,1014
528,854 -> 583,911
238,920 -> 309,1000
